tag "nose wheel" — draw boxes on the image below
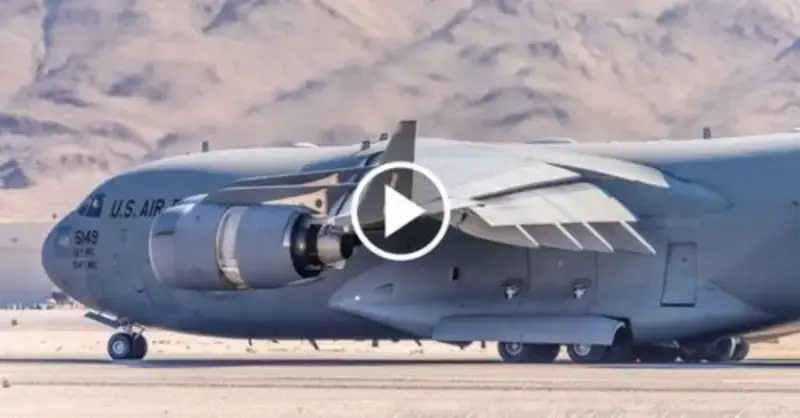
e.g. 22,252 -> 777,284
107,332 -> 149,361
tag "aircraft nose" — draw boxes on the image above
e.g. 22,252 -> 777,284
41,222 -> 67,290
41,217 -> 95,307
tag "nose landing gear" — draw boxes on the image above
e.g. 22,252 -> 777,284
84,311 -> 149,361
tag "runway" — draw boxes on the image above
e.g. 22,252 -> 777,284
3,311 -> 800,417
4,357 -> 800,417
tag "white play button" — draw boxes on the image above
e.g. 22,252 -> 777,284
383,185 -> 426,238
350,160 -> 451,262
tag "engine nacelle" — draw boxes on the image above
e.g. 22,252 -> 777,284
148,202 -> 355,290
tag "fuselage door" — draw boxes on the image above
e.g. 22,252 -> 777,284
660,242 -> 698,307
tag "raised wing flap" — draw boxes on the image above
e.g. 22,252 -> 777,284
562,223 -> 614,252
591,222 -> 656,255
535,182 -> 638,223
446,163 -> 580,200
522,224 -> 584,251
537,149 -> 670,188
472,194 -> 569,226
472,182 -> 636,227
455,180 -> 655,254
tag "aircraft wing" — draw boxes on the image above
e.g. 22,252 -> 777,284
202,119 -> 727,255
319,120 -> 662,255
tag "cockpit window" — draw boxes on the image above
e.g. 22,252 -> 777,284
77,193 -> 106,218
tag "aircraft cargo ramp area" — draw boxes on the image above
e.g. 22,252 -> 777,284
2,310 -> 800,417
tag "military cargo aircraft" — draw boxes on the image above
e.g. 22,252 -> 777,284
41,120 -> 800,363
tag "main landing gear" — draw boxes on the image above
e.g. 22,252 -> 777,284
677,336 -> 750,363
107,332 -> 149,360
497,342 -> 561,363
496,336 -> 750,364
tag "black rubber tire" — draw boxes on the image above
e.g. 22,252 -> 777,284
678,347 -> 707,363
705,337 -> 736,363
107,333 -> 134,360
525,344 -> 561,363
130,335 -> 148,360
731,340 -> 750,362
566,344 -> 616,364
497,342 -> 560,363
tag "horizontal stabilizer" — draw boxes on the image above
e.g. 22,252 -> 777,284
433,314 -> 625,345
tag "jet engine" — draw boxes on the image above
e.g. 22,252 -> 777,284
148,201 -> 355,290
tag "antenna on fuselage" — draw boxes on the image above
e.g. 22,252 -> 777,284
201,140 -> 210,152
702,126 -> 711,139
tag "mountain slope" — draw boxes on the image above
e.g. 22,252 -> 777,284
1,0 -> 799,220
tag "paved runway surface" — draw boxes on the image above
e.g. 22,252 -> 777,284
3,310 -> 800,417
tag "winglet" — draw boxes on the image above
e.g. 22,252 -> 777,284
379,119 -> 416,165
353,119 -> 417,225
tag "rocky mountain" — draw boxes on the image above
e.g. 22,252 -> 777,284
1,0 -> 800,220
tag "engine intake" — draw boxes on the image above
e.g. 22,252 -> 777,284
149,202 -> 355,290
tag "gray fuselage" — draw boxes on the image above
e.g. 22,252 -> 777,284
41,134 -> 800,344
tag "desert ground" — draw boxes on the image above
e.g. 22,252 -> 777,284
2,310 -> 800,417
